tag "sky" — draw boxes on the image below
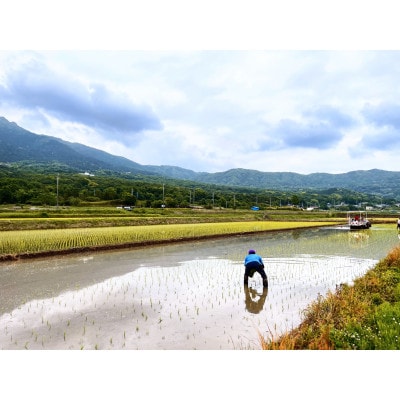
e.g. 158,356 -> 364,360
1,2 -> 400,177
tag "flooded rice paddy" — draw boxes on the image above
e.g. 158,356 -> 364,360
1,225 -> 399,350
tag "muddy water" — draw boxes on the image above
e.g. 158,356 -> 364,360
1,225 -> 399,350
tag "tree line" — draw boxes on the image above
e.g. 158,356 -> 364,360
0,167 -> 395,210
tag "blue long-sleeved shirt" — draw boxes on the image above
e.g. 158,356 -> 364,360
244,253 -> 264,267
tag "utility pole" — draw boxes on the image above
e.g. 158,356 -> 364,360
56,174 -> 59,208
161,184 -> 166,208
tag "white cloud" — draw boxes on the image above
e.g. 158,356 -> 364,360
0,53 -> 162,144
2,49 -> 400,174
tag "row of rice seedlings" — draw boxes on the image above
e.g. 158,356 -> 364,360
261,254 -> 378,339
0,251 -> 376,349
0,220 -> 334,256
0,258 -> 246,349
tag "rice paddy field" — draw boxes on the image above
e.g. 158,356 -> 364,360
0,220 -> 335,259
1,224 -> 399,350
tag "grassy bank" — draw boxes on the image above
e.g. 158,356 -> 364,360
262,244 -> 400,349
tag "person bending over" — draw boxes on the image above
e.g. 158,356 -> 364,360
244,249 -> 268,288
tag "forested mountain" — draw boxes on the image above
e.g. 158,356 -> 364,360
0,117 -> 153,174
191,168 -> 400,198
1,116 -> 400,198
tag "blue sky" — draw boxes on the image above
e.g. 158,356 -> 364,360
1,2 -> 400,174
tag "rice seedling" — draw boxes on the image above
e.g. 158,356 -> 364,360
1,226 -> 396,350
0,221 -> 334,257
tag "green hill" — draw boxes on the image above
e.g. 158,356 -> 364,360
1,116 -> 400,198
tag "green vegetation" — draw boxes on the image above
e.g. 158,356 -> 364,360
1,165 -> 398,211
0,205 -> 346,230
1,163 -> 399,349
263,245 -> 400,349
4,116 -> 400,201
0,220 -> 335,260
0,202 -> 396,262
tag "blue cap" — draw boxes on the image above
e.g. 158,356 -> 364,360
248,249 -> 256,254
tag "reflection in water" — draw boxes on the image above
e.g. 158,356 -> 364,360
291,229 -> 302,240
244,286 -> 268,314
347,230 -> 371,248
1,227 -> 399,349
0,254 -> 378,349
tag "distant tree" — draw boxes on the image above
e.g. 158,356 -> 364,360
66,196 -> 81,206
0,187 -> 14,203
103,187 -> 117,200
163,196 -> 177,208
121,192 -> 136,206
291,194 -> 300,206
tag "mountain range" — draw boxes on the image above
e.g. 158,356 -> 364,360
1,116 -> 399,199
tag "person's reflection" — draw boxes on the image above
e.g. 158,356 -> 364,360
244,285 -> 268,314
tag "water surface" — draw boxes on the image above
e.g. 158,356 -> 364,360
1,225 -> 398,349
